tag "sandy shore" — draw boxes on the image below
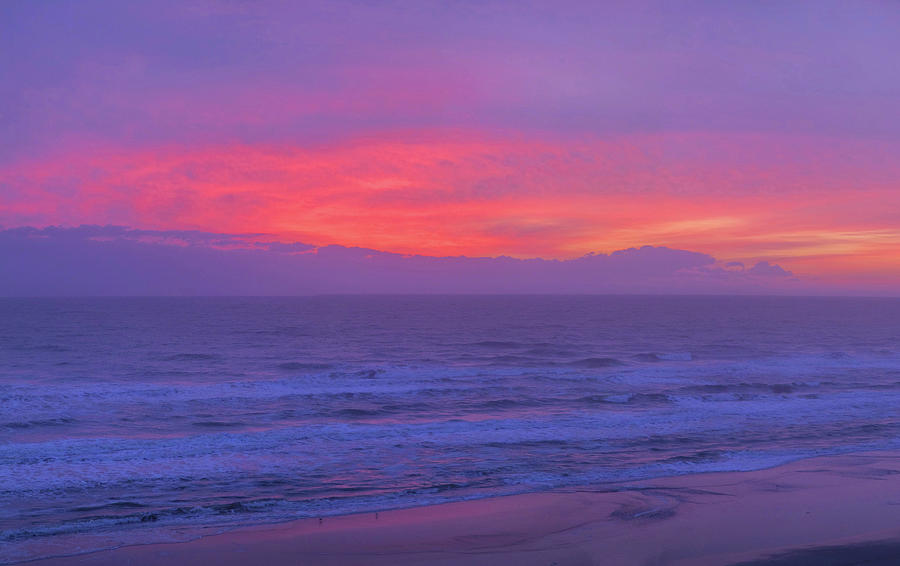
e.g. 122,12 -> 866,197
30,450 -> 900,566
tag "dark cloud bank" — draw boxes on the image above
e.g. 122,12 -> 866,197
0,226 -> 797,296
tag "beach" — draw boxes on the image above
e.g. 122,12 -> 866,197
30,450 -> 900,566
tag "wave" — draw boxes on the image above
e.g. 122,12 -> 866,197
661,450 -> 725,464
70,501 -> 148,513
334,407 -> 384,418
678,382 -> 812,395
568,357 -> 625,368
467,341 -> 523,349
3,417 -> 75,429
1,497 -> 282,544
577,393 -> 672,406
634,352 -> 693,362
276,362 -> 333,371
163,353 -> 218,361
480,398 -> 538,409
191,420 -> 246,428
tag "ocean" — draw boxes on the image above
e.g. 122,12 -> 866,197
2,296 -> 899,564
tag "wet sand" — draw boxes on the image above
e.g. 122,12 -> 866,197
31,451 -> 900,566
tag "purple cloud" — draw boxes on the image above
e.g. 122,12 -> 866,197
747,261 -> 793,278
0,226 -> 802,296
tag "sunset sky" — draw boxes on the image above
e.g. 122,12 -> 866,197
2,1 -> 899,292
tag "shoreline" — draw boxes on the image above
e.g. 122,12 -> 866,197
27,449 -> 900,565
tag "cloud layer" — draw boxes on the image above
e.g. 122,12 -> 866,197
0,226 -> 807,296
2,134 -> 899,282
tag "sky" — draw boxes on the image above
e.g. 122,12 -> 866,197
1,1 -> 899,294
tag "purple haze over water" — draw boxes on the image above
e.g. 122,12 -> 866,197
2,296 -> 900,563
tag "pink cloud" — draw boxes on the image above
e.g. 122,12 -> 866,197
1,132 -> 899,284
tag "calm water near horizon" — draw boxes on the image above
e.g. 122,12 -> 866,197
2,296 -> 900,563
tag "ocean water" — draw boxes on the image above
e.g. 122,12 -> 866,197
2,296 -> 900,563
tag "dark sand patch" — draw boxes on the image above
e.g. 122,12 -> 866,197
732,539 -> 900,565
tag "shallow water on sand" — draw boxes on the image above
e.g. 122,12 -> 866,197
2,296 -> 900,563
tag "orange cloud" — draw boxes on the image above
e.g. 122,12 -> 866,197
2,131 -> 899,284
